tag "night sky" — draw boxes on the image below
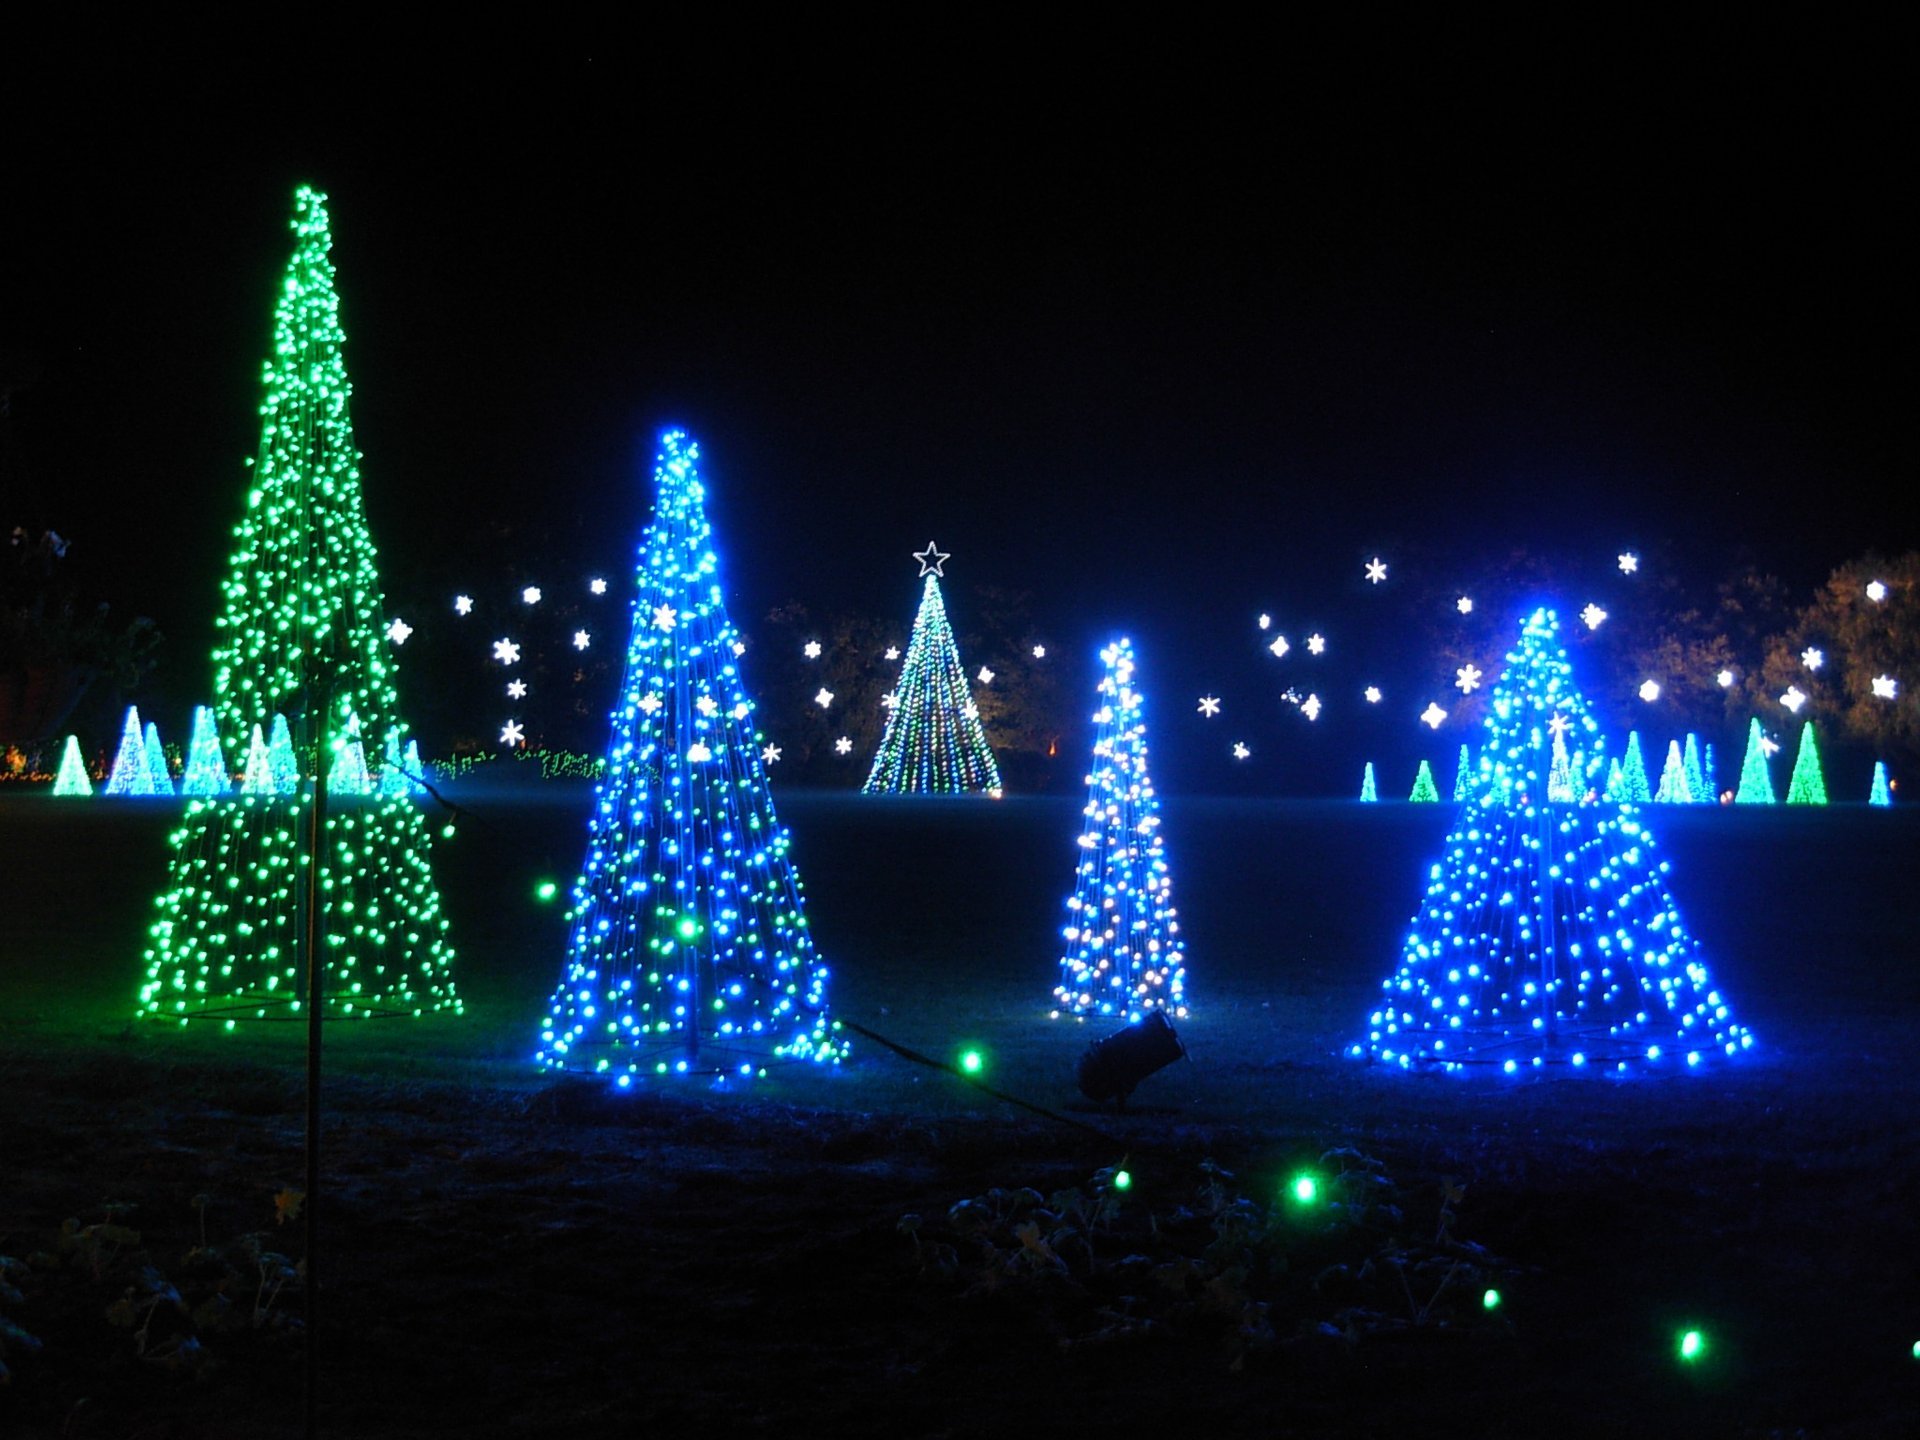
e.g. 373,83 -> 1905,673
3,47 -> 1908,786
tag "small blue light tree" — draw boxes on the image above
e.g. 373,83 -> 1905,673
1869,761 -> 1892,806
1053,637 -> 1187,1023
536,431 -> 842,1082
1355,607 -> 1753,1074
182,706 -> 233,797
1360,762 -> 1378,802
1618,731 -> 1653,803
862,549 -> 1002,795
105,707 -> 155,796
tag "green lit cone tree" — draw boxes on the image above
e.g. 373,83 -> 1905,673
140,187 -> 457,1025
1355,607 -> 1753,1074
535,431 -> 841,1082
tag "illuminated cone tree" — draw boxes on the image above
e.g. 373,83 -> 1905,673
1053,638 -> 1187,1022
140,187 -> 457,1025
862,546 -> 1002,795
536,431 -> 841,1082
1736,718 -> 1775,803
1355,607 -> 1753,1074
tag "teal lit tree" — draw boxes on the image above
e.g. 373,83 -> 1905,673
53,735 -> 92,796
1355,607 -> 1754,1074
1736,718 -> 1775,803
1052,637 -> 1186,1023
1683,734 -> 1708,803
105,707 -> 154,796
142,721 -> 174,795
1655,740 -> 1691,803
1360,762 -> 1378,802
1870,761 -> 1891,806
1409,759 -> 1440,802
1618,731 -> 1653,803
536,431 -> 841,1082
862,546 -> 1002,795
181,706 -> 232,797
1452,744 -> 1473,801
1785,721 -> 1827,804
140,187 -> 458,1025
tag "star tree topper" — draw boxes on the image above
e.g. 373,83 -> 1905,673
913,542 -> 950,577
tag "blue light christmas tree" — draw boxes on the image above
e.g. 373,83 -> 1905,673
140,187 -> 456,1026
1452,744 -> 1474,802
1655,740 -> 1691,804
1052,637 -> 1187,1023
1617,731 -> 1653,803
241,723 -> 274,795
1354,607 -> 1754,1074
181,706 -> 232,797
536,431 -> 841,1082
53,735 -> 92,796
1360,762 -> 1378,802
1683,734 -> 1708,804
142,722 -> 175,795
105,707 -> 156,796
862,546 -> 1002,795
1869,761 -> 1892,806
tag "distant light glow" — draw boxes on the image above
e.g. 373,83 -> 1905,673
385,618 -> 413,645
1364,686 -> 1382,703
1872,674 -> 1898,700
1257,613 -> 1271,630
1678,1329 -> 1706,1362
454,594 -> 473,615
1639,679 -> 1661,702
1717,669 -> 1735,688
1781,686 -> 1807,713
1618,552 -> 1639,574
1867,580 -> 1887,602
1197,695 -> 1221,717
1032,645 -> 1046,658
1801,647 -> 1824,671
589,577 -> 607,595
522,586 -> 543,605
1581,604 -> 1607,630
1307,634 -> 1326,655
1457,597 -> 1474,614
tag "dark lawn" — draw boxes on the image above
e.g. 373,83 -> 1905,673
1,787 -> 1917,1437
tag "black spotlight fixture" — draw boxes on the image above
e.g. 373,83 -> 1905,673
1076,1011 -> 1186,1107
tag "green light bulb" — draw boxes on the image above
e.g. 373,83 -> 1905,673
1481,1288 -> 1502,1310
1289,1173 -> 1318,1204
959,1049 -> 984,1075
1113,1169 -> 1132,1191
535,880 -> 558,902
1678,1329 -> 1706,1362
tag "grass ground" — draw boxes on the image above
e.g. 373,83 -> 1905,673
1,786 -> 1917,1437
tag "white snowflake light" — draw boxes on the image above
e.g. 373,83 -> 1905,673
1364,558 -> 1388,584
1257,613 -> 1272,630
651,604 -> 676,631
1268,635 -> 1290,659
1456,597 -> 1473,615
1420,702 -> 1447,729
1301,694 -> 1322,721
977,666 -> 995,685
572,630 -> 591,651
1638,679 -> 1661,702
1872,674 -> 1899,700
1781,686 -> 1807,713
881,691 -> 899,710
522,586 -> 542,605
454,594 -> 473,616
1801,647 -> 1824,671
814,688 -> 834,709
1717,669 -> 1736,688
1032,644 -> 1046,659
1232,742 -> 1251,760
834,736 -> 853,755
731,641 -> 746,657
761,743 -> 782,764
499,720 -> 524,747
1581,604 -> 1607,630
492,638 -> 521,665
589,577 -> 607,595
385,618 -> 413,645
695,695 -> 719,718
732,702 -> 750,720
1364,686 -> 1382,704
1618,552 -> 1639,574
961,700 -> 980,721
1867,580 -> 1887,603
803,640 -> 823,659
687,742 -> 712,763
638,693 -> 663,716
1197,695 -> 1221,717
1455,664 -> 1483,694
1307,634 -> 1326,656
506,679 -> 527,699
884,646 -> 900,662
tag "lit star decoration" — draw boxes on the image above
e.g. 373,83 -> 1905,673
1258,614 -> 1271,630
1618,552 -> 1639,574
1354,606 -> 1753,1074
1801,647 -> 1824,671
912,541 -> 950,577
535,430 -> 841,1084
385,618 -> 413,645
652,604 -> 677,632
731,641 -> 746,657
834,736 -> 853,755
1456,664 -> 1483,694
1032,645 -> 1046,659
803,640 -> 822,659
881,691 -> 899,710
493,638 -> 521,665
590,577 -> 607,595
814,688 -> 834,709
1307,634 -> 1326,656
500,720 -> 525,747
454,594 -> 473,615
1781,686 -> 1807,713
1365,558 -> 1388,584
1420,702 -> 1448,729
1582,604 -> 1607,630
761,743 -> 781,764
1301,694 -> 1322,721
1365,686 -> 1382,704
1717,669 -> 1736,688
522,586 -> 542,605
1873,674 -> 1899,700
863,559 -> 1002,796
1639,680 -> 1661,702
884,646 -> 900,662
1867,580 -> 1887,602
140,186 -> 458,1028
1052,637 -> 1187,1024
1197,695 -> 1221,718
1232,742 -> 1251,760
573,630 -> 591,651
977,666 -> 995,685
1457,597 -> 1474,615
506,680 -> 528,699
1268,635 -> 1290,659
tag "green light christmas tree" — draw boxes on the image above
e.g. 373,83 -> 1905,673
1785,721 -> 1827,804
1356,607 -> 1753,1074
1617,731 -> 1653,803
536,431 -> 841,1082
1409,759 -> 1440,802
1736,718 -> 1775,803
53,735 -> 92,796
140,186 -> 457,1026
1452,743 -> 1474,801
862,545 -> 1002,795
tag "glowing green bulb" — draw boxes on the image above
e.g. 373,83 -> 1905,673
534,880 -> 558,902
677,916 -> 699,940
959,1049 -> 984,1075
1678,1329 -> 1706,1362
1113,1169 -> 1132,1191
1289,1173 -> 1319,1205
1481,1288 -> 1502,1310
1910,1339 -> 1918,1361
